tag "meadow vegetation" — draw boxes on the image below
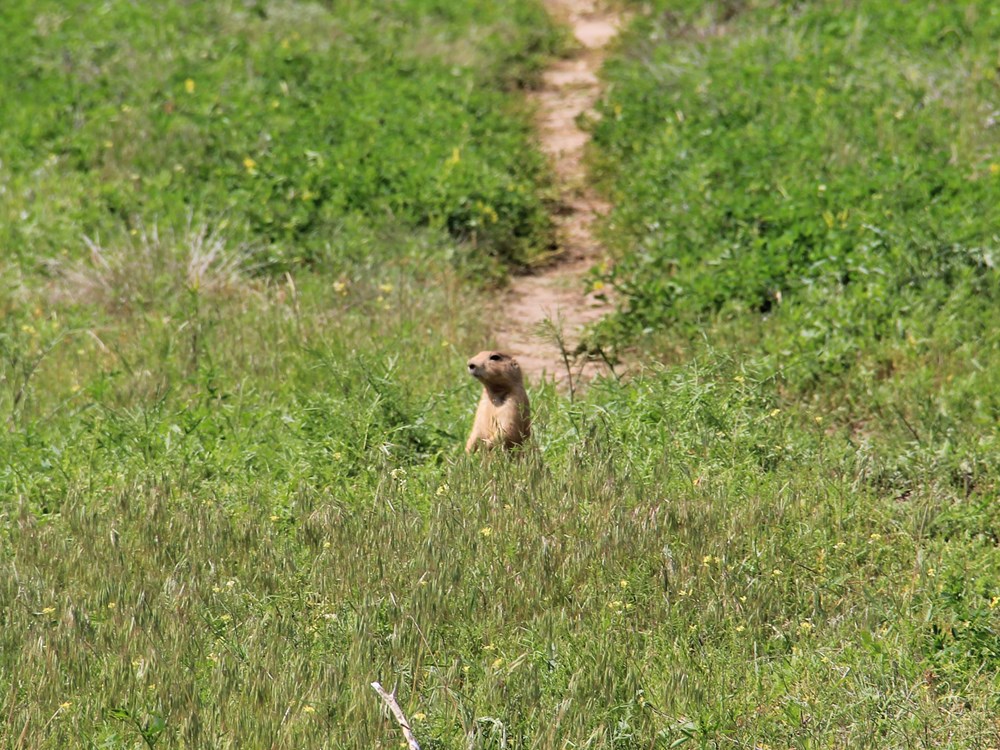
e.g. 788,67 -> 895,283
0,0 -> 558,273
591,1 -> 1000,436
2,0 -> 999,748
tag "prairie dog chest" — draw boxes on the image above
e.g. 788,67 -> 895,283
465,351 -> 531,452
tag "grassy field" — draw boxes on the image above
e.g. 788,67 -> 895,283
3,0 -> 999,748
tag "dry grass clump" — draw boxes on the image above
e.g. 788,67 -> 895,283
45,222 -> 253,313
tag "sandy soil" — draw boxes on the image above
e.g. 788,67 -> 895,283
492,0 -> 623,388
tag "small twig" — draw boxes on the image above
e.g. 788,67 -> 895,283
891,403 -> 922,444
371,682 -> 421,750
593,343 -> 620,381
537,315 -> 577,402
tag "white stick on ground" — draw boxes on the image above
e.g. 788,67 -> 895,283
371,681 -> 421,750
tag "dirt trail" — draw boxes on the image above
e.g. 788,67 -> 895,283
493,0 -> 622,387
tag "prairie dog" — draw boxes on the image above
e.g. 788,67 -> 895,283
465,351 -> 531,452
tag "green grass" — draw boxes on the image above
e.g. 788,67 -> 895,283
590,0 -> 1000,381
0,0 -> 559,272
3,0 -> 1000,747
7,351 -> 1000,746
583,0 -> 1000,743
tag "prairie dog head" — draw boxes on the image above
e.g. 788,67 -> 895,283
467,351 -> 523,390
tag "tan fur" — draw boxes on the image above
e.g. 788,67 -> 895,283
465,351 -> 531,452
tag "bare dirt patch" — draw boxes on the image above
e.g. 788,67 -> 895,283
493,0 -> 623,388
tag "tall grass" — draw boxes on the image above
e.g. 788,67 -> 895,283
2,0 -> 999,747
5,351 -> 998,746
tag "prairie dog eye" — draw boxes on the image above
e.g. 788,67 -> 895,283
489,353 -> 502,361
